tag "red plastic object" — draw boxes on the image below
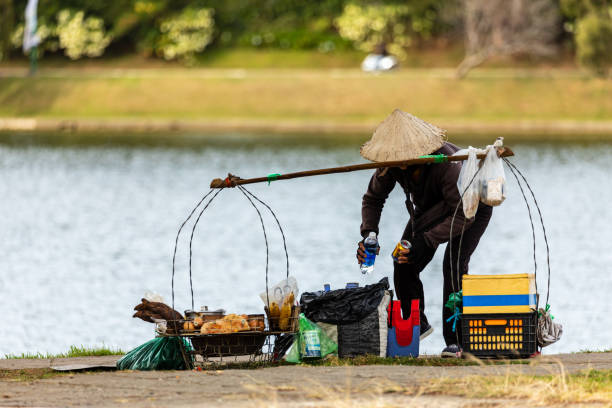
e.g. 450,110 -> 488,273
387,299 -> 420,347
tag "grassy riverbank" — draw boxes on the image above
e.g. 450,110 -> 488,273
1,67 -> 611,139
3,345 -> 125,360
422,369 -> 612,405
1,353 -> 611,407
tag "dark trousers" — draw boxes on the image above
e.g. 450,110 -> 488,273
393,206 -> 492,346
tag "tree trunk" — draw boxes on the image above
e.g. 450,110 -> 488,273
0,0 -> 14,61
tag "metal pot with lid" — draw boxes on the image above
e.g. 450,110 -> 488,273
199,306 -> 225,321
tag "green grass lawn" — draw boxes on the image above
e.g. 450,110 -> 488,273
423,369 -> 612,405
3,345 -> 124,359
3,49 -> 366,69
4,46 -> 574,70
0,68 -> 610,126
196,48 -> 366,68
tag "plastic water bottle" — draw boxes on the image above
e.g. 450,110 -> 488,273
360,232 -> 378,275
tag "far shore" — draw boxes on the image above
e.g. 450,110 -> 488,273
1,66 -> 611,144
1,117 -> 612,143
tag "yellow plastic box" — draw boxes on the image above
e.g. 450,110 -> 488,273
462,273 -> 537,314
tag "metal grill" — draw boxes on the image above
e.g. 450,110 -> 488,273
158,311 -> 298,368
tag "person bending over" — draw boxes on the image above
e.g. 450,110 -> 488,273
356,109 -> 491,358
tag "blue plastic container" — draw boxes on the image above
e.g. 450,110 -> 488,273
387,299 -> 420,358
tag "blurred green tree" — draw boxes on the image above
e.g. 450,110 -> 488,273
10,6 -> 112,59
199,0 -> 350,51
575,12 -> 612,75
156,7 -> 214,63
56,9 -> 112,59
12,0 -> 600,68
335,0 -> 447,59
0,0 -> 14,61
7,0 -> 459,59
560,0 -> 612,75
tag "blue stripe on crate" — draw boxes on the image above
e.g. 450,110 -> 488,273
463,294 -> 536,307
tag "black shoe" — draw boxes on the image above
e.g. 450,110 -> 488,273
420,322 -> 433,340
441,344 -> 463,358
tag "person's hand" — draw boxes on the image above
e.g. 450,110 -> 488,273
395,246 -> 411,264
356,241 -> 380,264
397,235 -> 428,265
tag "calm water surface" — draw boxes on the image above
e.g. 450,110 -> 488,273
0,134 -> 610,356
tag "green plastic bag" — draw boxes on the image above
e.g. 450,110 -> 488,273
117,337 -> 192,370
445,290 -> 462,333
285,313 -> 337,363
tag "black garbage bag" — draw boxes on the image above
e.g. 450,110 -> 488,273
300,278 -> 391,357
338,308 -> 382,357
300,277 -> 389,324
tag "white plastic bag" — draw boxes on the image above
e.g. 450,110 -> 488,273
144,291 -> 164,303
456,146 -> 480,219
479,144 -> 506,206
537,308 -> 563,347
259,276 -> 298,307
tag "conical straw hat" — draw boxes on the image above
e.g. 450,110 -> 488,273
360,109 -> 446,162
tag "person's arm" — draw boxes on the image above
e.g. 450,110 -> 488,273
360,168 -> 396,238
423,163 -> 476,247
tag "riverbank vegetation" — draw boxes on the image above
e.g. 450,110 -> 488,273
1,1 -> 610,137
3,345 -> 124,359
302,354 -> 529,367
0,368 -> 63,381
1,1 -> 611,75
1,68 -> 609,126
421,369 -> 612,405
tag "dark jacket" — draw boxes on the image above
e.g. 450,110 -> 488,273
360,142 -> 489,248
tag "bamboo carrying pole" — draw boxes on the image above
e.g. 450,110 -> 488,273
210,147 -> 514,188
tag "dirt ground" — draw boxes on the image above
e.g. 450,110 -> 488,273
0,352 -> 611,408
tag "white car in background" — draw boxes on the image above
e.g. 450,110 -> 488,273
361,53 -> 399,72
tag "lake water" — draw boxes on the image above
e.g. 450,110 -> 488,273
0,133 -> 610,357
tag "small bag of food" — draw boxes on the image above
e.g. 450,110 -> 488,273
479,143 -> 506,206
260,276 -> 298,307
456,146 -> 481,218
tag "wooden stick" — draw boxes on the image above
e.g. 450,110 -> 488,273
210,147 -> 514,188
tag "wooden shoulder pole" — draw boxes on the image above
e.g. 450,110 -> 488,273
210,147 -> 514,188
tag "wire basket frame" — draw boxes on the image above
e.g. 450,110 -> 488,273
449,150 -> 552,352
167,185 -> 295,367
158,310 -> 298,367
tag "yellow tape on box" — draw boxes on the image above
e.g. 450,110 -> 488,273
462,273 -> 536,314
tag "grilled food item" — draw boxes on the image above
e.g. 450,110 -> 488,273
223,314 -> 250,332
279,292 -> 295,331
268,301 -> 281,330
200,320 -> 224,334
269,302 -> 280,318
132,298 -> 183,323
199,314 -> 250,334
247,314 -> 265,331
133,310 -> 155,323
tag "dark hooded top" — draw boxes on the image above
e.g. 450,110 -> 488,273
360,142 -> 490,248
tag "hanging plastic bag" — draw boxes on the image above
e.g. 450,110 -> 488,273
456,146 -> 481,219
285,313 -> 337,363
260,276 -> 298,307
479,142 -> 506,206
143,291 -> 164,303
537,306 -> 563,347
117,337 -> 192,370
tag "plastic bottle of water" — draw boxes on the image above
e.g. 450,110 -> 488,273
360,232 -> 378,275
